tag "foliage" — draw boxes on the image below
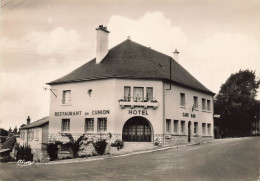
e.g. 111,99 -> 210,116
215,70 -> 260,137
61,133 -> 85,158
154,139 -> 159,146
0,128 -> 8,136
93,139 -> 108,155
15,144 -> 33,161
0,155 -> 15,162
45,142 -> 60,161
111,139 -> 124,149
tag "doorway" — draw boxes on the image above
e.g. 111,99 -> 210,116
122,116 -> 152,142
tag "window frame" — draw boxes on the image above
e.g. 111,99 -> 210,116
124,86 -> 131,101
62,90 -> 71,105
207,123 -> 211,135
202,98 -> 206,111
146,87 -> 153,101
61,119 -> 70,132
181,121 -> 185,133
35,129 -> 39,141
166,119 -> 171,133
85,118 -> 94,132
207,99 -> 211,112
202,123 -> 206,135
133,87 -> 144,102
193,96 -> 199,110
174,120 -> 179,133
97,117 -> 107,132
194,122 -> 198,134
180,93 -> 186,107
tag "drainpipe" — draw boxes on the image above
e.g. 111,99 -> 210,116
26,129 -> 29,147
163,83 -> 166,145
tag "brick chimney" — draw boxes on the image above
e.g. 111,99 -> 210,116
27,116 -> 31,125
96,25 -> 110,64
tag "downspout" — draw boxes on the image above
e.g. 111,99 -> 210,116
26,129 -> 29,147
212,95 -> 215,138
163,82 -> 166,145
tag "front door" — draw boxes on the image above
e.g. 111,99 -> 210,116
188,121 -> 191,142
122,116 -> 152,142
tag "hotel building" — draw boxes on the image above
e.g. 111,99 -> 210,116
47,25 -> 214,145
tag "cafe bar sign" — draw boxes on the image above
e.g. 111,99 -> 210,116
182,112 -> 196,118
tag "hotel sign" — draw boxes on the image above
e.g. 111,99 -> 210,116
129,109 -> 148,115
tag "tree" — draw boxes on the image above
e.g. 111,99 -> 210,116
0,128 -> 8,136
215,70 -> 260,137
13,126 -> 18,134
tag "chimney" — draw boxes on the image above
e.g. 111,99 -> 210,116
173,49 -> 179,62
27,116 -> 31,125
96,25 -> 110,64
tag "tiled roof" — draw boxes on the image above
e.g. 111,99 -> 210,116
47,39 -> 214,95
1,134 -> 16,150
20,116 -> 49,130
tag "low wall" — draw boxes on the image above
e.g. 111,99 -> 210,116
164,134 -> 214,145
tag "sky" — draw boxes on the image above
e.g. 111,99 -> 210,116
0,0 -> 260,130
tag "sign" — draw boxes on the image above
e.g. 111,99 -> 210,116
92,110 -> 110,115
129,109 -> 148,115
182,112 -> 196,118
182,113 -> 189,117
55,111 -> 82,116
55,110 -> 110,116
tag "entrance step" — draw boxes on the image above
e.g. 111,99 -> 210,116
110,142 -> 156,155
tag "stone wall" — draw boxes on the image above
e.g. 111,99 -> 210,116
164,134 -> 214,145
48,133 -> 122,158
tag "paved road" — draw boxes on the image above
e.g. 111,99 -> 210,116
0,137 -> 259,181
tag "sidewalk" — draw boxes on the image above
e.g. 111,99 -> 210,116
40,142 -> 200,165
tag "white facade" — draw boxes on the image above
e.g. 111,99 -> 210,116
49,78 -> 214,145
164,83 -> 214,137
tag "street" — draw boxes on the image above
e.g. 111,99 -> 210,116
0,137 -> 259,181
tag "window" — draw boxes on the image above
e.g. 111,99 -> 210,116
180,93 -> 186,107
202,98 -> 206,111
207,124 -> 211,135
124,86 -> 131,101
62,90 -> 71,104
166,119 -> 171,133
174,120 -> 179,133
85,118 -> 94,132
133,87 -> 144,102
98,118 -> 107,132
21,132 -> 24,140
35,129 -> 39,141
62,119 -> 70,132
207,100 -> 211,112
193,96 -> 198,110
194,122 -> 198,134
181,121 -> 185,133
202,123 -> 206,135
29,130 -> 34,140
146,87 -> 153,101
